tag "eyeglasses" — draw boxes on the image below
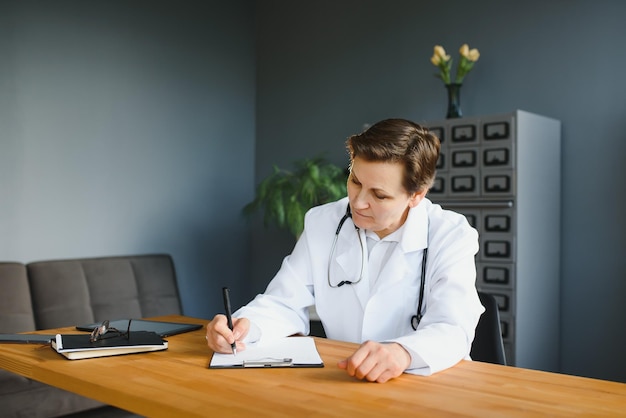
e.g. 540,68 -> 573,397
90,319 -> 132,342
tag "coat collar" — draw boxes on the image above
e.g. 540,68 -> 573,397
398,199 -> 429,253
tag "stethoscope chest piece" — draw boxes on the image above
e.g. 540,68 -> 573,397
411,314 -> 420,331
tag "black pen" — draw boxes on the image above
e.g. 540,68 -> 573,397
222,287 -> 237,356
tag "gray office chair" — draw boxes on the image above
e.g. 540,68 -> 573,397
470,291 -> 507,365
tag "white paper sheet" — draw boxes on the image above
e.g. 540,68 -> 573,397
209,336 -> 323,368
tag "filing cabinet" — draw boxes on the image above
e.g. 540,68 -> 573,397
426,110 -> 561,372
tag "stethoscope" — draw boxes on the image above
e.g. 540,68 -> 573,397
328,204 -> 428,330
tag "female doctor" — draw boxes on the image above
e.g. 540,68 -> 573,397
206,118 -> 484,383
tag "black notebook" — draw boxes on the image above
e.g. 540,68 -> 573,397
52,331 -> 168,360
75,319 -> 202,337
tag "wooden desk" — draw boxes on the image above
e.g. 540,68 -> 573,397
1,315 -> 625,417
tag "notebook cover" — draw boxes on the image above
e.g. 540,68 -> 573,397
52,331 -> 167,360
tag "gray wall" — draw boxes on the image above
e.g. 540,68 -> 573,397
0,1 -> 256,318
254,0 -> 626,383
1,0 -> 624,385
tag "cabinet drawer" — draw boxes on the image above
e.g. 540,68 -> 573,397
477,262 -> 515,289
450,169 -> 480,197
483,170 -> 515,196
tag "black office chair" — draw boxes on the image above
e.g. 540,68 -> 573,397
470,291 -> 507,365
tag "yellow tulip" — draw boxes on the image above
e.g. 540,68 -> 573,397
433,45 -> 449,60
459,44 -> 469,57
468,48 -> 480,62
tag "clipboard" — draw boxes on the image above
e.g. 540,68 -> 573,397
209,336 -> 324,369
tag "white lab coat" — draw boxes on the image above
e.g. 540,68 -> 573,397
235,197 -> 484,375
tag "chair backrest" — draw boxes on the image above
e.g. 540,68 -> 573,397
0,262 -> 37,333
470,291 -> 506,365
27,254 -> 182,329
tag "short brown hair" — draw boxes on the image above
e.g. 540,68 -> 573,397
345,118 -> 440,194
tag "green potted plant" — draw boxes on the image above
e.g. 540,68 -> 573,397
243,156 -> 348,237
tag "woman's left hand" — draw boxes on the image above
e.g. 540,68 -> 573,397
337,340 -> 411,383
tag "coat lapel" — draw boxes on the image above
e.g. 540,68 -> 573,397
370,204 -> 429,292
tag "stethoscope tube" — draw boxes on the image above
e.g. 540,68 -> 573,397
411,248 -> 428,330
327,205 -> 365,288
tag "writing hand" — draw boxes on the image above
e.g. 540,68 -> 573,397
337,340 -> 411,383
205,314 -> 250,353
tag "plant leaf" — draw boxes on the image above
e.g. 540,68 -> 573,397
242,155 -> 348,237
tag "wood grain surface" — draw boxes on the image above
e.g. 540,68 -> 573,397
1,315 -> 625,417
